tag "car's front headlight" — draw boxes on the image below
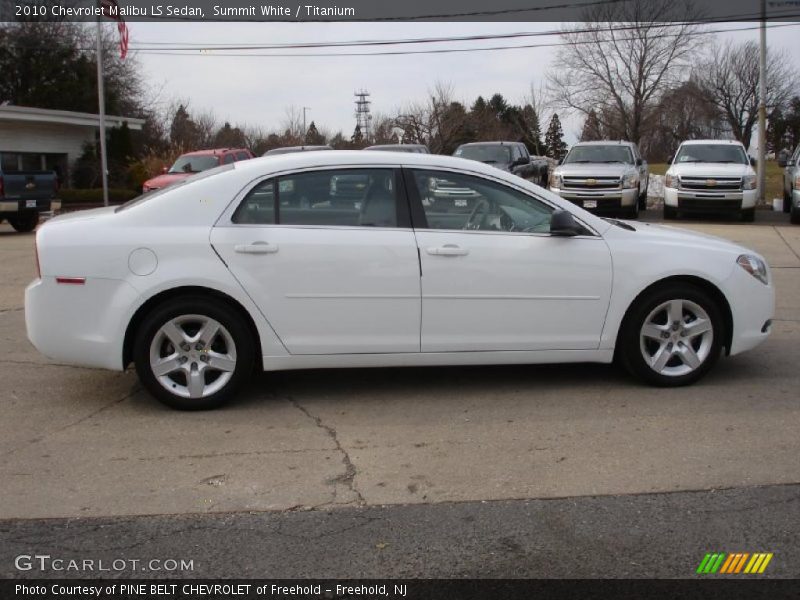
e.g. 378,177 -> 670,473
621,173 -> 639,189
737,254 -> 769,285
665,173 -> 679,188
741,174 -> 757,190
549,172 -> 563,188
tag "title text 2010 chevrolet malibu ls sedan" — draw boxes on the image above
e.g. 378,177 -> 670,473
25,152 -> 774,410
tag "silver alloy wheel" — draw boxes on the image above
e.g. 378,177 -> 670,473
639,298 -> 714,377
149,314 -> 237,399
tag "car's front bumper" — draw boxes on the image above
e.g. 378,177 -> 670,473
25,276 -> 139,371
549,187 -> 638,212
724,264 -> 775,356
664,188 -> 757,211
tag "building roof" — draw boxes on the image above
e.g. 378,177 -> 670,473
0,105 -> 145,130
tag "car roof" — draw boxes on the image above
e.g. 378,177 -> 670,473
234,149 -> 517,176
572,140 -> 635,146
457,141 -> 519,147
264,145 -> 333,155
365,144 -> 427,150
680,139 -> 743,146
181,148 -> 247,156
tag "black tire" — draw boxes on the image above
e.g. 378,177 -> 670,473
791,205 -> 800,225
622,201 -> 639,220
638,186 -> 648,210
784,189 -> 792,213
8,211 -> 39,233
133,296 -> 255,410
663,205 -> 678,220
618,283 -> 724,387
740,208 -> 755,223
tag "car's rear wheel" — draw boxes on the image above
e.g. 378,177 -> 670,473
740,208 -> 755,223
133,296 -> 254,410
8,211 -> 39,232
619,284 -> 724,387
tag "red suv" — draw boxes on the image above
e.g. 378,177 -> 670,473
142,148 -> 254,193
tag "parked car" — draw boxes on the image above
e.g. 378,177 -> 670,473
548,141 -> 648,219
26,152 -> 774,410
453,142 -> 547,186
142,148 -> 254,193
778,143 -> 800,224
365,144 -> 430,153
663,140 -> 757,221
263,145 -> 333,156
0,162 -> 59,232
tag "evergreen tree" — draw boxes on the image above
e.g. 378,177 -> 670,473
351,124 -> 364,147
305,121 -> 325,145
521,104 -> 544,155
170,104 -> 200,149
580,109 -> 603,141
545,113 -> 568,160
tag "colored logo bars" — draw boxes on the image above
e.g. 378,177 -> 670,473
696,552 -> 773,574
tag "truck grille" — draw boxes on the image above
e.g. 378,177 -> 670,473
562,176 -> 621,191
680,177 -> 742,191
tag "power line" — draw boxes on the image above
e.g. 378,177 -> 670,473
131,21 -> 800,59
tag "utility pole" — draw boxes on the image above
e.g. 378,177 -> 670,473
95,20 -> 109,207
757,0 -> 767,203
354,90 -> 372,142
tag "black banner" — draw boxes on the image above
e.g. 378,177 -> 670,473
3,579 -> 800,600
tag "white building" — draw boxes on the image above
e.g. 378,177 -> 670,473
0,105 -> 145,185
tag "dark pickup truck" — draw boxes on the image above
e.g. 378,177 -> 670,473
0,167 -> 59,232
453,141 -> 548,187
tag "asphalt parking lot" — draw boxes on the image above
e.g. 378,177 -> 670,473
1,211 -> 799,578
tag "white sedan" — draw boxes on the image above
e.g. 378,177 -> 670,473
25,152 -> 774,410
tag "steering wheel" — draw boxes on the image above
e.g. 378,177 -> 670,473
464,199 -> 490,230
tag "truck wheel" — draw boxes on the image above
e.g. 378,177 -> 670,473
8,212 -> 39,233
638,187 -> 648,210
791,205 -> 800,225
663,206 -> 678,220
740,208 -> 755,223
785,190 -> 792,213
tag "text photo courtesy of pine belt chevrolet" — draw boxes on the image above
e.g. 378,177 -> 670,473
141,147 -> 254,193
25,152 -> 774,410
664,139 -> 758,222
547,141 -> 649,219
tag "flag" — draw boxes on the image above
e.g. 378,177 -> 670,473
98,0 -> 129,60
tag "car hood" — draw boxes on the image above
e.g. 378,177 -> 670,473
622,221 -> 751,254
667,163 -> 753,177
143,172 -> 192,189
555,163 -> 636,176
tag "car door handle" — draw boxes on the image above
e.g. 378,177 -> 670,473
234,242 -> 278,254
426,244 -> 469,256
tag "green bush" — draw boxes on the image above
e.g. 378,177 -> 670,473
59,188 -> 139,205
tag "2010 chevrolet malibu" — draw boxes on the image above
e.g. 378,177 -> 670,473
25,152 -> 774,410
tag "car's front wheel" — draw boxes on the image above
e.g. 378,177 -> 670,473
619,284 -> 724,387
133,296 -> 255,410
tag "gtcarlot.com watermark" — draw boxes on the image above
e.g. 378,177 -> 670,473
15,554 -> 194,573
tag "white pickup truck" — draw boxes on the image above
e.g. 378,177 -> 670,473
663,139 -> 757,222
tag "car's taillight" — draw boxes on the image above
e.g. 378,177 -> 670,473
34,232 -> 41,279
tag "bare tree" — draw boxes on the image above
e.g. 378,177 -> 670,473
694,40 -> 799,150
548,0 -> 705,144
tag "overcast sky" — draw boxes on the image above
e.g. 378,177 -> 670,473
129,22 -> 800,144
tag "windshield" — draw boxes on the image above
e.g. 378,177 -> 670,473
564,145 -> 633,164
117,164 -> 235,212
454,145 -> 512,164
168,154 -> 220,174
674,144 -> 748,164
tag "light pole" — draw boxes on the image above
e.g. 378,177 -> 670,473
757,0 -> 767,203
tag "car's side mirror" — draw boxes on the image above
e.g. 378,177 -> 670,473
513,157 -> 528,166
558,158 -> 564,166
749,156 -> 756,167
635,158 -> 643,166
550,209 -> 582,236
778,158 -> 787,168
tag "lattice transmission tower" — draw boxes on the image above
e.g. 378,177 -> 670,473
354,90 -> 373,141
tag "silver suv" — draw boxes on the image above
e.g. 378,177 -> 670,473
548,141 -> 649,219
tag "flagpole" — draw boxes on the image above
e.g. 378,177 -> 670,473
95,20 -> 109,207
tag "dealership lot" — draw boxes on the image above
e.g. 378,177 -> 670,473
0,217 -> 799,521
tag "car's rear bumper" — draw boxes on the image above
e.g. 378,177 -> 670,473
25,277 -> 139,371
664,188 -> 757,211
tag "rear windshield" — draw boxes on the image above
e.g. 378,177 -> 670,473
116,164 -> 235,212
454,145 -> 511,164
674,144 -> 748,165
564,145 -> 633,164
168,154 -> 220,174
